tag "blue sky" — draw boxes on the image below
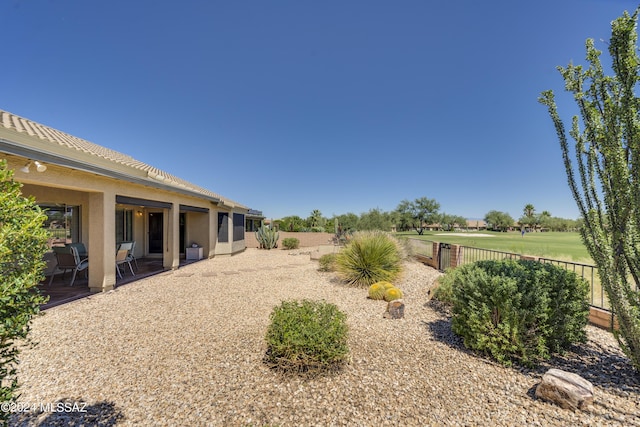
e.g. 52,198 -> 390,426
2,0 -> 637,221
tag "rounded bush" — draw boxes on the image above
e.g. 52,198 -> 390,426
368,282 -> 388,300
335,231 -> 404,287
282,237 -> 300,250
448,259 -> 589,366
384,287 -> 404,302
264,300 -> 349,376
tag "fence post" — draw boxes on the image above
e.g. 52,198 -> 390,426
450,244 -> 463,268
432,241 -> 440,269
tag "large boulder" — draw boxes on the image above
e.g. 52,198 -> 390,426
535,368 -> 594,410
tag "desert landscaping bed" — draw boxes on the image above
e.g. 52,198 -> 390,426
9,248 -> 640,426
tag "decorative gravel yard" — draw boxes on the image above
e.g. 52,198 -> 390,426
9,248 -> 639,426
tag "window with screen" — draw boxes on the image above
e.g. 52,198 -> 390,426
233,213 -> 245,241
218,212 -> 229,243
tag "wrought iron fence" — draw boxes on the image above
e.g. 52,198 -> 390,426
408,238 -> 610,311
407,238 -> 433,258
457,246 -> 521,265
538,258 -> 607,310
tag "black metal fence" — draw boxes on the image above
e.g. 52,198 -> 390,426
407,238 -> 609,311
458,246 -> 520,265
407,238 -> 433,258
538,258 -> 607,310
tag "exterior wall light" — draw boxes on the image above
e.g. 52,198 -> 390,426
34,161 -> 47,172
19,161 -> 47,173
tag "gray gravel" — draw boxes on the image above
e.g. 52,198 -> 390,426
8,248 -> 640,426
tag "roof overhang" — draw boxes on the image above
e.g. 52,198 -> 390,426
0,137 -> 221,204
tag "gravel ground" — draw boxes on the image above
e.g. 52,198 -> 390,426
8,248 -> 640,426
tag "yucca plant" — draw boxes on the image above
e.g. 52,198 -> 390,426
335,230 -> 404,287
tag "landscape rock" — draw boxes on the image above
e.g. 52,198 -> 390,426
383,299 -> 405,319
535,368 -> 594,410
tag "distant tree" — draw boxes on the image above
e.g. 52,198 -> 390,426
519,204 -> 537,230
439,213 -> 468,231
537,210 -> 552,229
394,197 -> 440,235
307,209 -> 324,228
276,215 -> 305,232
523,204 -> 535,218
357,208 -> 393,231
539,7 -> 640,370
484,210 -> 515,232
335,213 -> 359,233
452,215 -> 468,230
393,200 -> 414,232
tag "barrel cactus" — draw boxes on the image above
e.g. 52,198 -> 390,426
381,282 -> 395,290
256,225 -> 279,249
384,287 -> 403,302
368,282 -> 387,300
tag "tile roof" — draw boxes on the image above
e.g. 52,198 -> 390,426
0,109 -> 247,209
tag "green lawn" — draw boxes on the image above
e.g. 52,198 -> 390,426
396,230 -> 593,264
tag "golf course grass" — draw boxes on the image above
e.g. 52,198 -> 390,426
396,230 -> 592,264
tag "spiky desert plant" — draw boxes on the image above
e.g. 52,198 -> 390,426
384,287 -> 404,302
335,230 -> 404,287
255,224 -> 279,249
368,282 -> 388,300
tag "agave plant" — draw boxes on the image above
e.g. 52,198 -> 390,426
256,225 -> 279,249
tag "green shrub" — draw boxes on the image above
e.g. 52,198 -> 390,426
448,259 -> 589,366
383,287 -> 403,302
264,300 -> 349,375
368,282 -> 388,300
335,231 -> 404,287
282,237 -> 300,250
431,276 -> 454,304
0,160 -> 49,422
318,253 -> 337,272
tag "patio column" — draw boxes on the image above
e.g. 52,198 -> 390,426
88,191 -> 117,292
165,203 -> 180,270
208,208 -> 217,258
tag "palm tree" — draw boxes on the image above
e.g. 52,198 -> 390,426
308,209 -> 323,228
523,204 -> 535,218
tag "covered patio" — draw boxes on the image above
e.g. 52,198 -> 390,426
0,109 -> 262,295
39,257 -> 203,309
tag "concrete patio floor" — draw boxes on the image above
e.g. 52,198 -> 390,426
39,257 -> 200,309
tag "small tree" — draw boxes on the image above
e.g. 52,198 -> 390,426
484,210 -> 515,232
394,197 -> 440,235
540,8 -> 640,370
0,160 -> 49,421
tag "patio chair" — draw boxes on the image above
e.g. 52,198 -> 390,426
126,240 -> 139,270
50,246 -> 89,286
43,251 -> 62,285
67,242 -> 88,258
116,248 -> 135,279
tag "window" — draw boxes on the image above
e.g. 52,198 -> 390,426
218,212 -> 229,243
233,213 -> 245,241
41,204 -> 80,246
245,218 -> 261,232
116,208 -> 133,244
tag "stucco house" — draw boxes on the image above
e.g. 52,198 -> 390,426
0,109 -> 262,293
